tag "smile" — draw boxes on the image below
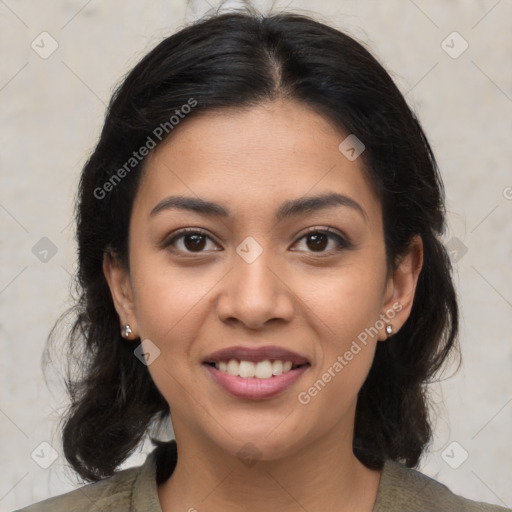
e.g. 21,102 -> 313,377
202,345 -> 311,399
206,359 -> 306,379
203,361 -> 310,400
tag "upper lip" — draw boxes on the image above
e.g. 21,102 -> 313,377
203,345 -> 310,365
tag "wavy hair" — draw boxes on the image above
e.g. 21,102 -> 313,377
44,7 -> 459,482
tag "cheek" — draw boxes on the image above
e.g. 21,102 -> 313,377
298,282 -> 380,428
307,258 -> 386,346
129,255 -> 211,342
297,257 -> 385,407
128,267 -> 206,405
296,347 -> 375,443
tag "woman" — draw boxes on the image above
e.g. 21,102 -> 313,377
16,7 -> 510,512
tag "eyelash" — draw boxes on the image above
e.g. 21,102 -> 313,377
163,226 -> 352,256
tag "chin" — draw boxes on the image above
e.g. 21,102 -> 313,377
204,426 -> 309,465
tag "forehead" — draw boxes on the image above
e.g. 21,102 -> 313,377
134,99 -> 381,226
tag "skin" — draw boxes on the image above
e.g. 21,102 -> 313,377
104,98 -> 423,512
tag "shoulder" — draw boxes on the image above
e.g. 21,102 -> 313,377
13,467 -> 138,512
13,449 -> 160,512
374,459 -> 511,512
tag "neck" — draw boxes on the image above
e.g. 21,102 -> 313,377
157,421 -> 382,512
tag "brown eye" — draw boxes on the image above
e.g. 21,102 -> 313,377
164,229 -> 220,254
305,232 -> 329,251
292,228 -> 351,254
182,233 -> 207,251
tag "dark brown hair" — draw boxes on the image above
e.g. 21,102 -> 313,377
44,7 -> 459,483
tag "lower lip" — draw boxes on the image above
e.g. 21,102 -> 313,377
203,364 -> 309,400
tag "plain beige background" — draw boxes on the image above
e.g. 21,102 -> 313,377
1,0 -> 511,510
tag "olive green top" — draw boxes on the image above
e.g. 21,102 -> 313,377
14,440 -> 510,512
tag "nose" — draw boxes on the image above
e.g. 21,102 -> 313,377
216,249 -> 295,330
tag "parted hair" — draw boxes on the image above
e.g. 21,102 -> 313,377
45,7 -> 459,482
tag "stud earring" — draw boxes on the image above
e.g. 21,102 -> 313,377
122,324 -> 133,338
385,324 -> 393,338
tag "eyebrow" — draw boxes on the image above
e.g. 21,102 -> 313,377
149,192 -> 368,222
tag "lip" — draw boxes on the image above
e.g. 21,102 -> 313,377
204,364 -> 310,400
203,345 -> 309,365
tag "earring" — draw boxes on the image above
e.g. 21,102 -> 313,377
122,324 -> 133,338
385,324 -> 393,338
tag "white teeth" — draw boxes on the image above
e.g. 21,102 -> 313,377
226,359 -> 239,376
272,360 -> 283,375
255,360 -> 273,379
213,359 -> 299,378
239,360 -> 256,378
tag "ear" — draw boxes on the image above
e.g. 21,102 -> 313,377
103,249 -> 139,340
378,234 -> 423,341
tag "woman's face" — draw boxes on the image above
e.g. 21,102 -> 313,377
105,98 -> 421,461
